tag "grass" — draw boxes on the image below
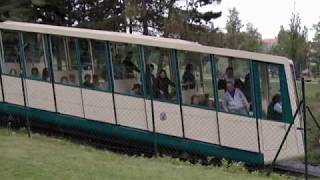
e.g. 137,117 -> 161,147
0,128 -> 290,180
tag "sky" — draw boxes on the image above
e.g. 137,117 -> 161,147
200,0 -> 320,40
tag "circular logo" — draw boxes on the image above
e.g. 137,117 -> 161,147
160,112 -> 167,121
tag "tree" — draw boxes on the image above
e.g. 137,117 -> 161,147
224,7 -> 243,49
310,18 -> 320,73
240,22 -> 262,52
271,13 -> 310,75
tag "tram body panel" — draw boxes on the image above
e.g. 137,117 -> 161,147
25,79 -> 55,112
260,120 -> 304,163
2,75 -> 24,106
183,105 -> 219,144
55,84 -> 84,117
114,79 -> 136,94
218,112 -> 259,152
153,101 -> 183,137
82,89 -> 115,124
114,94 -> 148,130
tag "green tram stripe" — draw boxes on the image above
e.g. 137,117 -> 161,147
0,102 -> 264,165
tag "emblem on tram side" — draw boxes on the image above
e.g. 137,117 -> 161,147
160,112 -> 167,121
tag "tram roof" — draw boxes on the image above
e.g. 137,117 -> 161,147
0,21 -> 291,65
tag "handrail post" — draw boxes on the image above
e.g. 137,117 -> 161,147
302,78 -> 308,180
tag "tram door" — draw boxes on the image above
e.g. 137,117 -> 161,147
111,43 -> 149,130
143,47 -> 183,137
253,62 -> 288,152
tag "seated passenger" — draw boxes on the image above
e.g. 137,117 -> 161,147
222,81 -> 250,115
42,68 -> 50,81
182,64 -> 195,90
69,74 -> 76,85
31,67 -> 40,79
267,94 -> 282,121
122,51 -> 140,78
83,74 -> 93,88
218,67 -> 244,91
9,68 -> 18,76
191,95 -> 200,105
130,84 -> 142,96
60,76 -> 69,84
154,69 -> 175,99
92,74 -> 102,89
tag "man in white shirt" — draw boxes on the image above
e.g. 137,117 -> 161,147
222,81 -> 250,115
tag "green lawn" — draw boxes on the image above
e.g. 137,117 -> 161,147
0,129 -> 289,180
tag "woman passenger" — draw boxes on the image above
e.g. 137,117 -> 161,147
222,81 -> 250,115
154,69 -> 175,99
267,94 -> 282,121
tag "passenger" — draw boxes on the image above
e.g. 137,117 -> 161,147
122,51 -> 140,78
191,95 -> 200,105
31,67 -> 40,79
145,64 -> 155,96
154,69 -> 175,99
182,64 -> 195,90
69,74 -> 76,84
267,94 -> 282,121
222,81 -> 250,115
42,68 -> 50,81
83,74 -> 93,88
92,74 -> 101,89
130,84 -> 142,96
60,76 -> 69,84
218,67 -> 244,91
9,68 -> 18,76
243,73 -> 252,104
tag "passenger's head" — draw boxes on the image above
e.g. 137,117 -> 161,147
226,67 -> 234,78
31,67 -> 39,77
69,74 -> 76,83
84,74 -> 91,82
185,64 -> 193,72
272,94 -> 281,104
61,76 -> 69,84
226,81 -> 235,92
92,74 -> 99,83
158,69 -> 167,79
191,95 -> 200,105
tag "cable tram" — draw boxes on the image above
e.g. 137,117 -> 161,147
0,21 -> 304,165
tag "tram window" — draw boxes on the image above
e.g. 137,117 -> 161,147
144,46 -> 177,102
80,39 -> 109,91
216,56 -> 253,116
51,36 -> 80,86
177,51 -> 215,109
22,32 -> 50,81
1,30 -> 21,76
257,63 -> 283,121
110,42 -> 142,96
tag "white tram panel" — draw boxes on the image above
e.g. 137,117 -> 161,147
114,94 -> 148,130
55,84 -> 84,118
218,112 -> 259,152
153,101 -> 183,137
82,89 -> 115,124
25,79 -> 55,112
2,75 -> 24,106
183,106 -> 219,144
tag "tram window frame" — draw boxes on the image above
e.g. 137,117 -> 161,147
215,56 -> 255,118
109,42 -> 144,98
253,61 -> 293,123
78,38 -> 111,92
0,30 -> 22,77
50,35 -> 81,87
22,32 -> 51,82
177,50 -> 216,110
143,46 -> 179,103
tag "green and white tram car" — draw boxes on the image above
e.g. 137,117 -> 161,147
0,21 -> 303,165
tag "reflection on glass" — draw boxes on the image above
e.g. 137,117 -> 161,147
1,30 -> 21,76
